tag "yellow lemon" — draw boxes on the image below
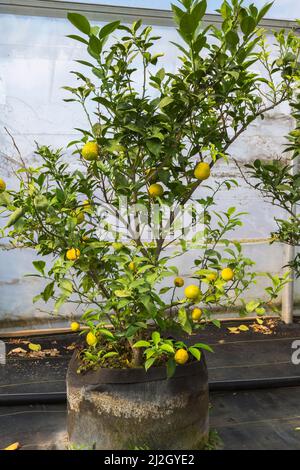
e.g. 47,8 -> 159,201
70,321 -> 80,332
66,248 -> 80,261
194,162 -> 210,180
206,272 -> 217,282
128,261 -> 136,271
174,349 -> 189,365
148,183 -> 164,198
192,307 -> 202,321
184,284 -> 200,300
0,178 -> 6,192
82,200 -> 91,211
76,211 -> 85,224
86,331 -> 97,347
221,267 -> 234,281
174,277 -> 184,287
81,141 -> 99,161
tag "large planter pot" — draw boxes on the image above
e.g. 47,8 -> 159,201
67,352 -> 209,450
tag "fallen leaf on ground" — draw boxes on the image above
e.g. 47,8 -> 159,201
66,343 -> 77,351
8,347 -> 27,356
250,318 -> 277,335
2,442 -> 20,450
8,347 -> 60,358
228,327 -> 240,334
238,324 -> 249,332
28,343 -> 41,352
7,339 -> 29,345
28,348 -> 60,358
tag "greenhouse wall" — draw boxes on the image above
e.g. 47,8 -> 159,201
0,8 -> 298,327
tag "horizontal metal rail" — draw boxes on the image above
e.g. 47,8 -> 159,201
0,0 -> 298,31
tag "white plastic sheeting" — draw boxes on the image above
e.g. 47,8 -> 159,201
0,12 -> 298,326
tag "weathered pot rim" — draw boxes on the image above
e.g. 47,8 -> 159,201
67,350 -> 207,386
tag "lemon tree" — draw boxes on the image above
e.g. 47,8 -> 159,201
0,0 -> 299,374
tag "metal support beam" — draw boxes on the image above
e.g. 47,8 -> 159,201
0,0 -> 298,31
282,150 -> 298,324
282,243 -> 295,324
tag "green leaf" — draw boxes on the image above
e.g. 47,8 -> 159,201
171,4 -> 185,25
145,356 -> 156,371
160,343 -> 175,354
189,347 -> 201,361
54,295 -> 67,313
99,328 -> 115,339
140,295 -> 157,316
159,97 -> 174,109
60,279 -> 73,295
0,191 -> 11,206
240,16 -> 256,36
114,289 -> 132,298
178,307 -> 192,334
67,13 -> 90,35
99,21 -> 120,39
257,2 -> 273,23
180,13 -> 197,39
178,307 -> 187,326
159,286 -> 172,294
225,31 -> 239,51
145,348 -> 156,359
88,35 -> 102,57
33,294 -> 42,304
6,207 -> 24,228
133,340 -> 151,348
146,139 -> 161,156
255,307 -> 266,316
67,34 -> 89,45
42,282 -> 55,302
102,351 -> 118,359
246,300 -> 260,313
32,260 -> 46,276
191,0 -> 207,23
152,331 -> 160,346
166,358 -> 176,378
193,342 -> 214,353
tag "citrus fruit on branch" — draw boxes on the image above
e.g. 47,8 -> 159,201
86,331 -> 97,346
70,321 -> 80,332
174,277 -> 184,287
194,162 -> 211,180
192,308 -> 202,321
175,349 -> 189,365
81,141 -> 99,161
0,178 -> 6,191
66,248 -> 80,261
221,267 -> 234,281
148,183 -> 164,198
184,284 -> 201,300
